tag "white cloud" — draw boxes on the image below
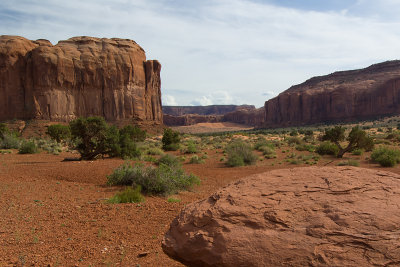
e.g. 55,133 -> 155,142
162,95 -> 178,106
190,91 -> 236,106
1,0 -> 400,108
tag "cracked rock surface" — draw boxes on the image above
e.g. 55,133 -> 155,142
162,166 -> 400,267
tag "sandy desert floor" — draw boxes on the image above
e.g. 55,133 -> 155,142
1,122 -> 399,266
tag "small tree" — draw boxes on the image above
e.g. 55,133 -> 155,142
162,128 -> 180,151
69,117 -> 111,160
322,126 -> 374,158
46,124 -> 71,143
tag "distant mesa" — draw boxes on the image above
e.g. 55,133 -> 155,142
264,60 -> 400,127
163,105 -> 264,127
0,35 -> 162,127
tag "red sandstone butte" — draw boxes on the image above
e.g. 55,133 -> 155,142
0,35 -> 162,125
264,61 -> 400,127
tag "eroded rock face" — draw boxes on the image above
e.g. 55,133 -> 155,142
264,61 -> 400,127
0,35 -> 162,125
162,167 -> 400,267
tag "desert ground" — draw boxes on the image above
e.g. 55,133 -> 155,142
1,121 -> 400,266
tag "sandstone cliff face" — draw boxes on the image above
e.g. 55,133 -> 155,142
264,61 -> 400,127
0,35 -> 162,125
222,107 -> 265,126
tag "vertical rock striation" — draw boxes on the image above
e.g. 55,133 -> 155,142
0,35 -> 162,125
264,61 -> 400,127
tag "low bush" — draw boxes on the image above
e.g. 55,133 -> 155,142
146,147 -> 164,156
184,140 -> 198,154
316,142 -> 339,156
0,123 -> 8,139
157,154 -> 181,168
371,146 -> 400,167
36,139 -> 63,155
189,155 -> 204,164
295,143 -> 315,152
46,124 -> 71,143
351,148 -> 364,156
107,186 -> 144,203
286,137 -> 302,145
119,125 -> 146,142
259,146 -> 276,159
226,140 -> 257,167
162,128 -> 180,151
107,163 -> 200,196
337,160 -> 360,167
0,133 -> 21,149
18,140 -> 38,154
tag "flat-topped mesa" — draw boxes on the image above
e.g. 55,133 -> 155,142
264,60 -> 400,127
0,35 -> 162,125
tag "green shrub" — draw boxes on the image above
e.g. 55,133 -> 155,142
352,148 -> 364,156
107,163 -> 200,196
69,117 -> 111,160
18,140 -> 38,154
337,160 -> 360,167
36,139 -> 63,155
189,155 -> 204,164
0,133 -> 20,149
107,186 -> 144,203
316,142 -> 339,156
371,146 -> 400,167
167,197 -> 181,203
295,144 -> 315,152
226,140 -> 257,167
259,146 -> 276,159
119,125 -> 146,142
162,128 -> 180,151
286,137 -> 302,145
147,147 -> 164,155
143,155 -> 157,163
46,124 -> 71,143
157,154 -> 181,168
184,141 -> 198,154
0,123 -> 9,139
69,117 -> 142,160
116,129 -> 142,159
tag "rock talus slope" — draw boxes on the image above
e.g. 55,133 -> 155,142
0,35 -> 162,125
264,61 -> 400,127
163,166 -> 400,267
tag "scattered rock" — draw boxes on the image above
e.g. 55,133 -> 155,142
162,166 -> 400,267
138,251 -> 150,258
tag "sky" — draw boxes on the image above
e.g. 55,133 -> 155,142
1,0 -> 400,107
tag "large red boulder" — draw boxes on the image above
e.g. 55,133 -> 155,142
163,167 -> 400,266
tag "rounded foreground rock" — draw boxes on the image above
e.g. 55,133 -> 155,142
162,167 -> 400,267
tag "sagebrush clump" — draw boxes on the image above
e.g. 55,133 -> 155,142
107,162 -> 200,196
226,140 -> 257,167
371,146 -> 400,167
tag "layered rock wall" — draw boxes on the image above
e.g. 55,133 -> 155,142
264,61 -> 400,127
0,35 -> 162,125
